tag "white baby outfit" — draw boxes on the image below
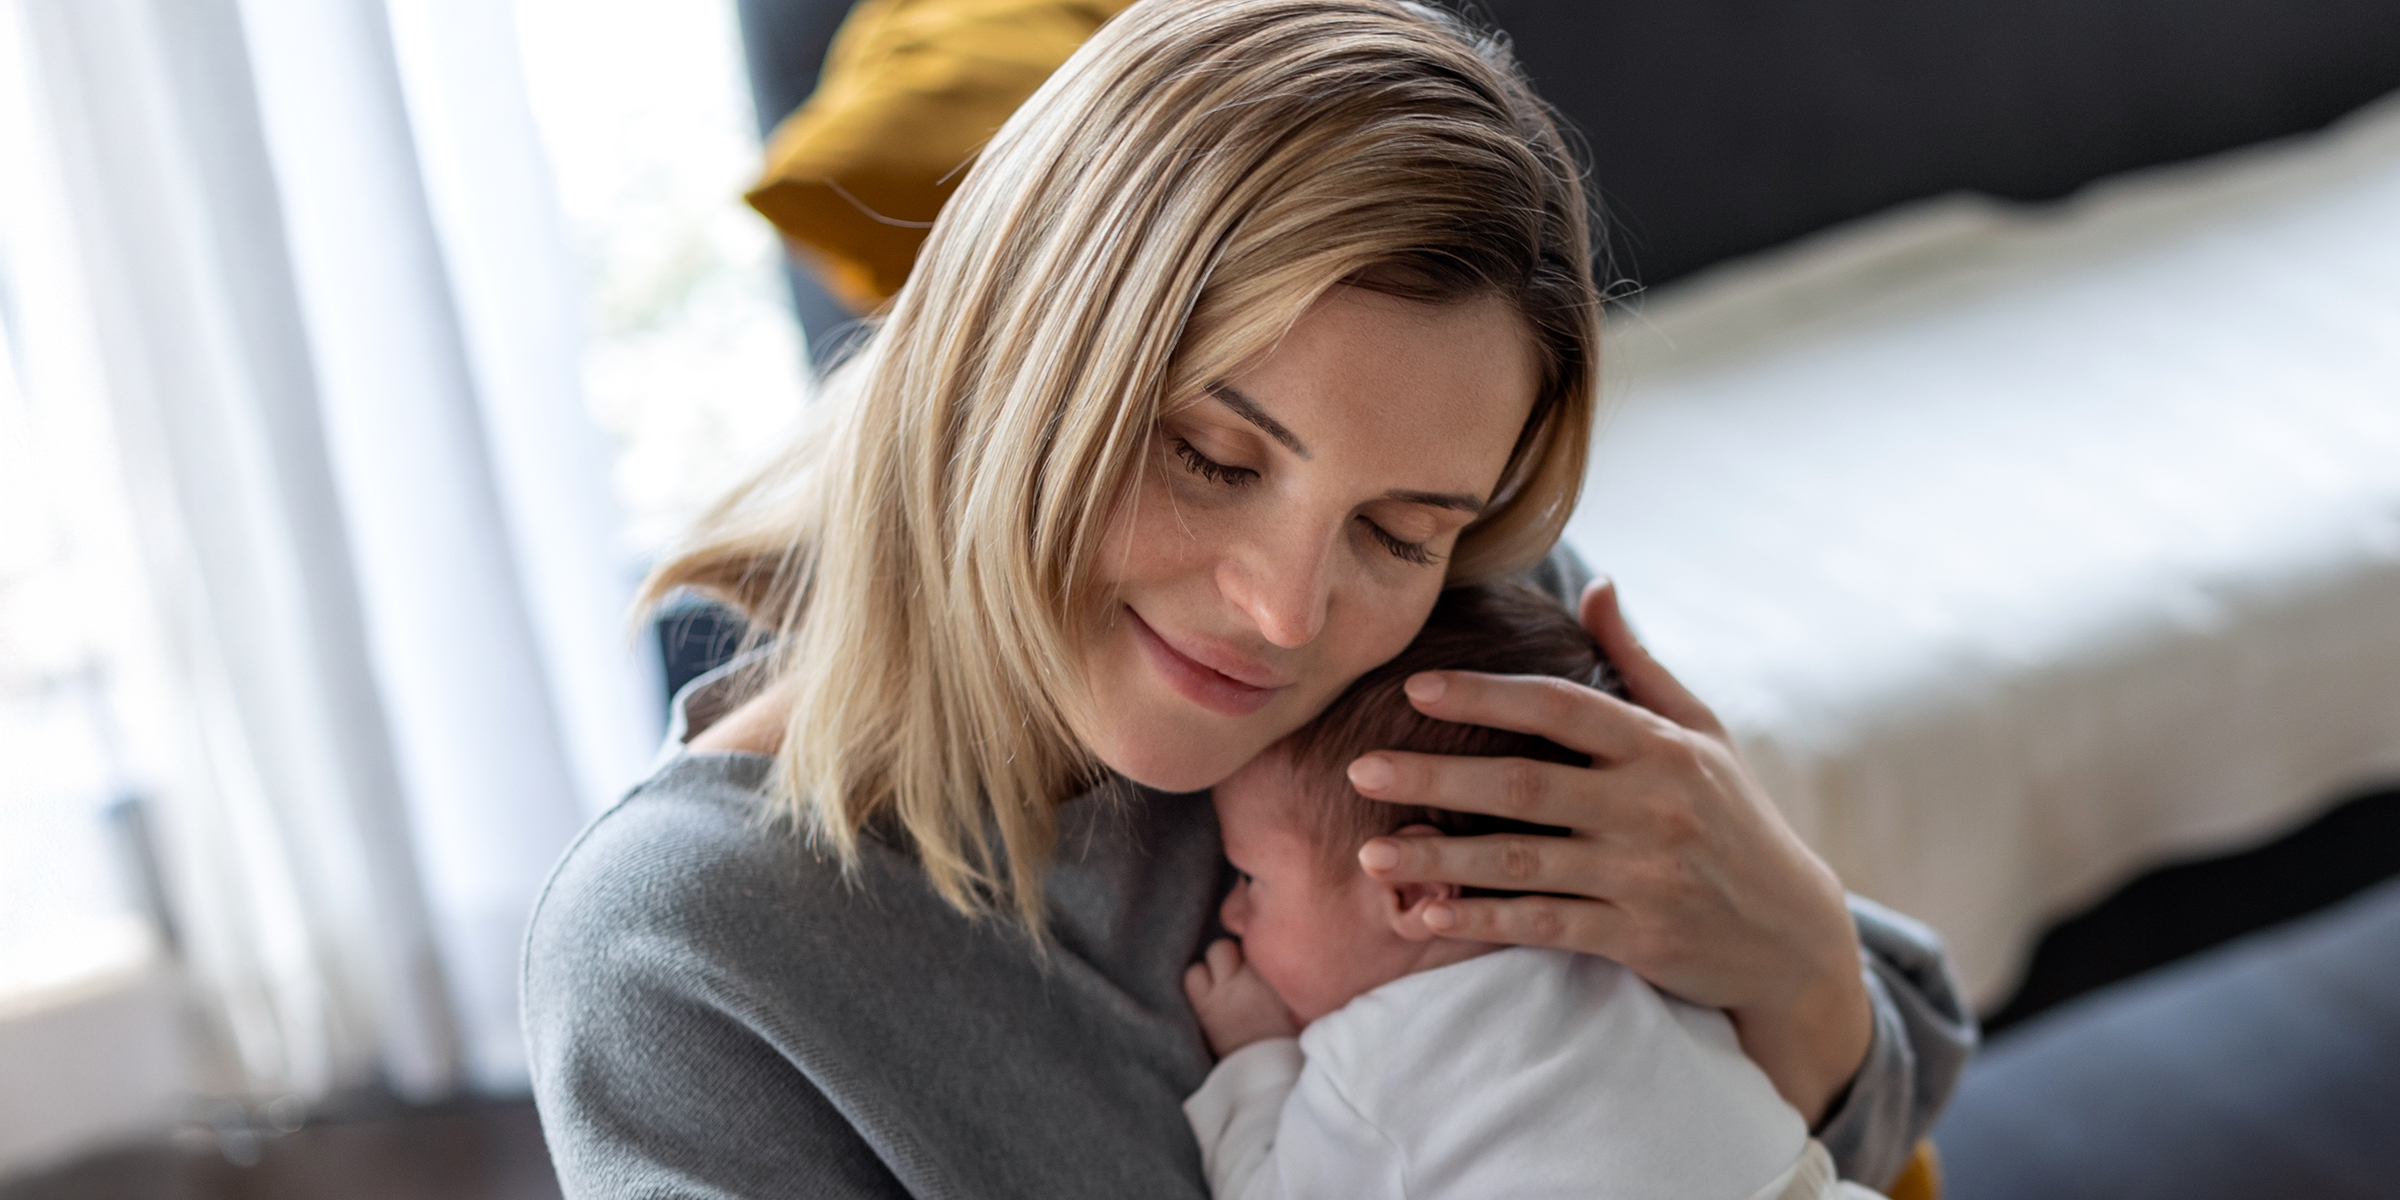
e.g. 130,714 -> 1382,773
1183,946 -> 1884,1200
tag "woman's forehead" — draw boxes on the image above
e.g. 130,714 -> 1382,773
1213,290 -> 1537,483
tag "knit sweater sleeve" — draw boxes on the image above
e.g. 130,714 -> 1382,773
1815,896 -> 1977,1187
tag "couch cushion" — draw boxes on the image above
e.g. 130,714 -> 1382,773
1933,875 -> 2400,1198
745,0 -> 1132,312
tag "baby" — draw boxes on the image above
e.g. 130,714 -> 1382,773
1181,583 -> 1882,1200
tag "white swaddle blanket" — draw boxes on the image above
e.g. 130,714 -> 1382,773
1183,946 -> 1882,1200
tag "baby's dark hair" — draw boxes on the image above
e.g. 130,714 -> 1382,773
1273,581 -> 1625,882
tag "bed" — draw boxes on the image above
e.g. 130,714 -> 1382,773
1560,93 -> 2400,1006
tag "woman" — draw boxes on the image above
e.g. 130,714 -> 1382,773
524,1 -> 1972,1195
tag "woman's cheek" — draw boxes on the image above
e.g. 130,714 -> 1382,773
1330,574 -> 1445,680
1099,467 -> 1213,593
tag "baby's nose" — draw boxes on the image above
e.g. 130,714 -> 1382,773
1219,886 -> 1250,935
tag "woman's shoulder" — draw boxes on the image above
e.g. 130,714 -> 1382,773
522,752 -> 907,1009
532,754 -> 803,932
522,753 -> 1224,1200
522,753 -> 940,1197
520,749 -> 983,1084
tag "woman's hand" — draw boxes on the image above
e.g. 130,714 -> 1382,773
1184,938 -> 1301,1059
1347,578 -> 1873,1125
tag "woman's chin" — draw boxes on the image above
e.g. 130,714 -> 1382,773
1089,728 -> 1260,795
1075,651 -> 1282,791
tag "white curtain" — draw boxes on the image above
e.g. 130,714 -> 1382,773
18,0 -> 660,1102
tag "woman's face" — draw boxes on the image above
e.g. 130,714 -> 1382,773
1080,286 -> 1540,792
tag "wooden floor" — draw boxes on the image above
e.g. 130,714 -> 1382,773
0,1102 -> 559,1200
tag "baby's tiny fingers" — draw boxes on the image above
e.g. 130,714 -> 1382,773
1205,937 -> 1244,981
1183,962 -> 1211,1006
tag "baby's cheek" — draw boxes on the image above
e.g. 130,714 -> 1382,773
1245,927 -> 1326,1019
1233,919 -> 1292,985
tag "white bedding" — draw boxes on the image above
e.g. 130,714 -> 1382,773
1562,92 -> 2400,1007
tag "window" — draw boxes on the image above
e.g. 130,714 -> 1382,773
0,2 -> 164,1019
513,0 -> 813,558
0,334 -> 160,1013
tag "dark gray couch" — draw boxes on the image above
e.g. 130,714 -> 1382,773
722,4 -> 2400,1195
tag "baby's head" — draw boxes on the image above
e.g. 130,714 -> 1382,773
1211,582 -> 1619,1023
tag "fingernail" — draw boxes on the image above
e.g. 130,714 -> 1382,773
1404,672 -> 1446,703
1424,903 -> 1457,932
1358,840 -> 1400,871
1347,755 -> 1394,791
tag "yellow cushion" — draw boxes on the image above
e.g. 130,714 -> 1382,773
745,0 -> 1135,313
1886,1139 -> 1943,1200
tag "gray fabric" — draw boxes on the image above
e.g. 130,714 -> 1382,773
1935,874 -> 2400,1200
525,548 -> 1974,1197
1829,896 -> 1978,1188
524,753 -> 1972,1196
525,754 -> 1226,1198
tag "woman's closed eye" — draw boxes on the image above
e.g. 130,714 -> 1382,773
1168,433 -> 1441,567
1359,517 -> 1437,567
1171,438 -> 1258,487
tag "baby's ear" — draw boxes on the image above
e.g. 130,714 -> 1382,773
1381,826 -> 1461,941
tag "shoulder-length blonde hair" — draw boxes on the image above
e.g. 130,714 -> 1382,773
643,0 -> 1600,928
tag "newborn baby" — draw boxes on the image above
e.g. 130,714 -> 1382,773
1181,583 -> 1883,1200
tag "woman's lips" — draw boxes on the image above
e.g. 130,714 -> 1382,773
1127,608 -> 1283,718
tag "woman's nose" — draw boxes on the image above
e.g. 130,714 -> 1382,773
1218,526 -> 1334,649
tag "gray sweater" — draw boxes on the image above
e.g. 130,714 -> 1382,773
526,581 -> 1975,1197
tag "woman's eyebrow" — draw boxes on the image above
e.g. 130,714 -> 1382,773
1206,383 -> 1312,460
1207,382 -> 1484,512
1385,488 -> 1486,514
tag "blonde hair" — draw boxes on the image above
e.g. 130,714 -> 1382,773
643,0 -> 1601,928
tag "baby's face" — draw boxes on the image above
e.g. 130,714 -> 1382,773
1212,752 -> 1430,1023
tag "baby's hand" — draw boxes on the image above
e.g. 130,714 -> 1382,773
1183,938 -> 1300,1058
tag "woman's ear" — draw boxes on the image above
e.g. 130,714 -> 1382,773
1381,825 -> 1460,941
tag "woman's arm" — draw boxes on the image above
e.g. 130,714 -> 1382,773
527,959 -> 911,1200
1349,575 -> 1975,1181
1816,896 -> 1976,1186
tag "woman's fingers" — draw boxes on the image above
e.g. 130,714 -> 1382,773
1359,828 -> 1611,895
1348,750 -> 1606,828
1579,576 -> 1720,735
1384,668 -> 1652,762
1419,893 -> 1630,958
